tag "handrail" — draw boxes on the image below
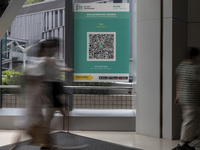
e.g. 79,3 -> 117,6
64,86 -> 133,90
0,85 -> 21,88
0,85 -> 133,89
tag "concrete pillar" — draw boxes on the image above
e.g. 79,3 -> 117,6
136,0 -> 161,137
136,0 -> 188,139
163,0 -> 187,140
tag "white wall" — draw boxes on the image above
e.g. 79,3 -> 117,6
163,17 -> 173,139
136,0 -> 161,137
163,0 -> 187,140
162,0 -> 173,139
137,0 -> 187,139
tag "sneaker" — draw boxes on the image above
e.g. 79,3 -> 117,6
175,142 -> 195,150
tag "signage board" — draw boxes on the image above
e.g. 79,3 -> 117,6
74,3 -> 129,82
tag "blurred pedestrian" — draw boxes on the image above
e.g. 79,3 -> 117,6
39,39 -> 73,149
174,47 -> 200,150
9,41 -> 48,150
9,38 -> 73,150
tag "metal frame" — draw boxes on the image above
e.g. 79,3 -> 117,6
0,84 -> 133,132
64,86 -> 132,90
160,0 -> 163,139
0,39 -> 2,108
65,0 -> 74,111
0,0 -> 26,107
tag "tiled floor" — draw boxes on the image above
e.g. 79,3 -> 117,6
0,130 -> 179,150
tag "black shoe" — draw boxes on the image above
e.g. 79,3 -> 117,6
40,145 -> 57,150
175,142 -> 195,150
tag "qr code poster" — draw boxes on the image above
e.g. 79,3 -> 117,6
87,32 -> 116,61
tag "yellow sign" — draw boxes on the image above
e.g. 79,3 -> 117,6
73,75 -> 93,81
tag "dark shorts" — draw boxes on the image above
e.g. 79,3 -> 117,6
43,81 -> 63,108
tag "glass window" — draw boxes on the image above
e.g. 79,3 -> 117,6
1,0 -> 136,112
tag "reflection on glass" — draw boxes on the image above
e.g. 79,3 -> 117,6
2,0 -> 66,108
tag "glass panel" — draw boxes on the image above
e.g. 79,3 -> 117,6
72,0 -> 136,110
1,0 -> 66,108
1,0 -> 136,111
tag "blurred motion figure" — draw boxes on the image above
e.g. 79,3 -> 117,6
39,39 -> 73,149
174,47 -> 200,150
9,38 -> 73,150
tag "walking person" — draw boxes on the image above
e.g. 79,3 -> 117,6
174,47 -> 200,150
39,39 -> 73,149
9,43 -> 48,150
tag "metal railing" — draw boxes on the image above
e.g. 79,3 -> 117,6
1,84 -> 135,109
64,85 -> 134,109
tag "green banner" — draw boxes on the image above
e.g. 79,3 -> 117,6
74,3 -> 129,82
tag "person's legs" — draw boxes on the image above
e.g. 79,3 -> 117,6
180,105 -> 199,143
56,107 -> 67,117
9,130 -> 27,150
175,105 -> 199,150
195,106 -> 200,138
39,108 -> 56,149
45,108 -> 55,127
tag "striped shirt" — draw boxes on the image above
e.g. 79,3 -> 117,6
176,61 -> 200,105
